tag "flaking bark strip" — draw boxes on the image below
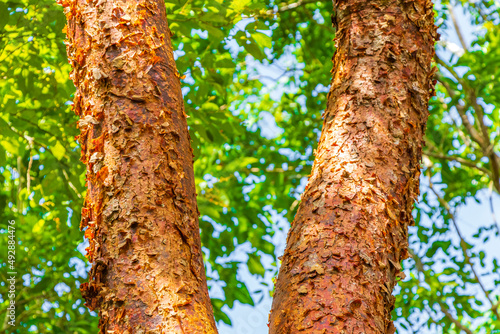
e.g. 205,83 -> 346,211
59,0 -> 218,332
269,0 -> 437,333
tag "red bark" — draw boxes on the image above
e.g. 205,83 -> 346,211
60,0 -> 218,332
269,1 -> 437,332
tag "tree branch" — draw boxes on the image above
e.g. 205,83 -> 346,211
423,150 -> 491,176
448,5 -> 468,52
410,249 -> 477,334
427,171 -> 499,319
435,67 -> 500,193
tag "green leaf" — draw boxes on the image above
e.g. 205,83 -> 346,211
229,0 -> 252,12
252,32 -> 272,49
247,253 -> 265,277
50,140 -> 66,160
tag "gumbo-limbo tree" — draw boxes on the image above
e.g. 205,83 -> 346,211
268,0 -> 437,332
59,0 -> 436,332
60,0 -> 218,332
1,0 -> 499,333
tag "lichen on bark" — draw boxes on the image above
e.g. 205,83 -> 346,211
269,0 -> 437,333
60,0 -> 218,332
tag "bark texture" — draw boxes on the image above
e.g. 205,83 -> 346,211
60,0 -> 218,332
269,1 -> 437,333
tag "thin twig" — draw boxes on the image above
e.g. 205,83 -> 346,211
423,150 -> 490,176
266,0 -> 319,16
26,151 -> 33,195
435,66 -> 500,192
488,181 -> 500,235
440,305 -> 475,334
448,5 -> 468,51
62,169 -> 82,199
410,248 -> 477,334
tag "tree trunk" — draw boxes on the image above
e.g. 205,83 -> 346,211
269,1 -> 437,333
60,0 -> 218,332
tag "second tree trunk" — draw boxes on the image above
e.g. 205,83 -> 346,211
269,0 -> 437,332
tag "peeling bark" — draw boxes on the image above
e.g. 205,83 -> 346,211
60,0 -> 218,332
269,1 -> 437,333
